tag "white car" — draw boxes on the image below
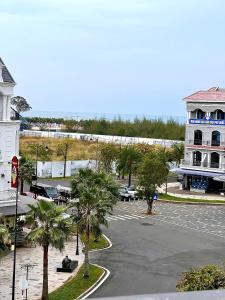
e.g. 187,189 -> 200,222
119,186 -> 139,201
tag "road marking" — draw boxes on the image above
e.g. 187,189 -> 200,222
117,215 -> 134,219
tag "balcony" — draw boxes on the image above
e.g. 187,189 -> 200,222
186,140 -> 225,149
180,159 -> 225,172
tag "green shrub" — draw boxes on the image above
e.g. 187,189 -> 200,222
176,264 -> 225,291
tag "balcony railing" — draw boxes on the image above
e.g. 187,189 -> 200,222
211,140 -> 220,147
193,160 -> 201,166
210,162 -> 220,168
187,140 -> 225,147
193,139 -> 202,145
180,159 -> 225,170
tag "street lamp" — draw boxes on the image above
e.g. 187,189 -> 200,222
71,198 -> 80,256
12,156 -> 19,300
20,263 -> 37,300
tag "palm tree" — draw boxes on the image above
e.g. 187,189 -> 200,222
0,225 -> 10,253
117,146 -> 141,187
171,143 -> 184,166
19,157 -> 35,195
71,169 -> 118,278
26,200 -> 70,300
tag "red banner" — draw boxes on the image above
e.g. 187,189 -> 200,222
11,156 -> 18,188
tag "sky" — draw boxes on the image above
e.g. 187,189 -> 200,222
1,0 -> 225,119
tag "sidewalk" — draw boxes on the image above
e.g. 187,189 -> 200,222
0,236 -> 84,300
159,182 -> 225,201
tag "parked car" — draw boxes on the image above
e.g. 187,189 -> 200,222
30,183 -> 59,200
119,186 -> 139,201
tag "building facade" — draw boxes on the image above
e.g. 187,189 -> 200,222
178,87 -> 225,193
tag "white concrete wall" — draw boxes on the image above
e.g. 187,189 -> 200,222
21,130 -> 182,148
37,160 -> 97,178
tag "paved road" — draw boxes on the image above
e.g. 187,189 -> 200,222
89,201 -> 225,298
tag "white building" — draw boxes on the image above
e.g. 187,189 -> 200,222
0,58 -> 34,219
176,87 -> 225,193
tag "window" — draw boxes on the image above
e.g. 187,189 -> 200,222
193,151 -> 201,166
210,152 -> 220,168
211,109 -> 225,120
196,109 -> 205,119
194,130 -> 202,145
211,131 -> 220,146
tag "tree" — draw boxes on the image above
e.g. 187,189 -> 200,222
0,225 -> 10,253
56,139 -> 72,178
71,169 -> 118,278
171,143 -> 184,166
11,96 -> 32,114
19,157 -> 35,195
99,143 -> 118,173
137,152 -> 169,214
177,264 -> 225,291
26,200 -> 70,300
117,146 -> 141,186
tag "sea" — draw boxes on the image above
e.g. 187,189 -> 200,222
22,110 -> 185,123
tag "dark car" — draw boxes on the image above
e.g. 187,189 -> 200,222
30,183 -> 59,199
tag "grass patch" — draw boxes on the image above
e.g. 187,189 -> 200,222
80,233 -> 109,251
49,264 -> 104,300
89,234 -> 109,250
20,136 -> 99,161
159,193 -> 225,204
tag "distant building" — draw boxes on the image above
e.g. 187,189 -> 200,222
176,87 -> 225,194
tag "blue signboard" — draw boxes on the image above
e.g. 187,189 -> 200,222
189,118 -> 225,126
152,192 -> 158,201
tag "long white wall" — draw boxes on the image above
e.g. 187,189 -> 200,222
37,160 -> 97,178
21,130 -> 182,148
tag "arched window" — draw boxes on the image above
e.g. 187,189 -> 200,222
211,152 -> 220,168
211,109 -> 225,120
196,109 -> 205,119
194,130 -> 202,145
193,151 -> 202,166
211,131 -> 220,146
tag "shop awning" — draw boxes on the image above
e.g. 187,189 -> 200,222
213,175 -> 225,182
0,194 -> 36,217
171,168 -> 224,178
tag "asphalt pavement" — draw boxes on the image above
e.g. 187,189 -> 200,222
89,201 -> 225,298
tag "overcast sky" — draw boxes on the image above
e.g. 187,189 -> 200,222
1,0 -> 225,118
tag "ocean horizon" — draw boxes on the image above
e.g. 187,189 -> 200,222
22,110 -> 185,123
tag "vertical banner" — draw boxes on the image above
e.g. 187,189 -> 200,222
11,156 -> 18,188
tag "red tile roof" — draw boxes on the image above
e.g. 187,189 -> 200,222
184,87 -> 225,102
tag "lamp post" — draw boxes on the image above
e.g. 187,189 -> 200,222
71,198 -> 80,256
20,263 -> 37,300
12,156 -> 19,300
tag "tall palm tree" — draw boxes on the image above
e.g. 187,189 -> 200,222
71,169 -> 118,278
26,200 -> 70,300
117,146 -> 141,187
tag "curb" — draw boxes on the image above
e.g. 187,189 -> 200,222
159,199 -> 225,206
76,264 -> 110,300
90,234 -> 112,253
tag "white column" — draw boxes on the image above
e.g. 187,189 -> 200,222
7,96 -> 12,120
2,95 -> 6,121
208,152 -> 211,168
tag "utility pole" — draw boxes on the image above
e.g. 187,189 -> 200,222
12,156 -> 19,300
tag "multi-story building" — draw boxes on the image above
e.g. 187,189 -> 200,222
0,57 -> 34,223
178,87 -> 225,193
